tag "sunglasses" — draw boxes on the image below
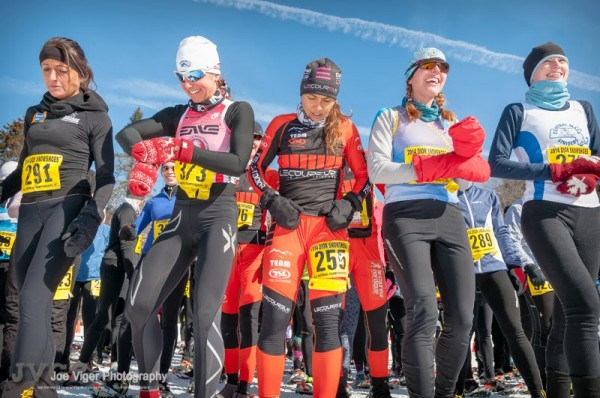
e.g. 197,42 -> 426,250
253,135 -> 263,141
416,59 -> 450,73
175,69 -> 206,83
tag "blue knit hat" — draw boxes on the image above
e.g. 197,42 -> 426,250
404,48 -> 448,81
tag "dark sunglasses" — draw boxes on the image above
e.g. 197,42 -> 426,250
253,135 -> 263,141
416,59 -> 450,73
175,69 -> 206,83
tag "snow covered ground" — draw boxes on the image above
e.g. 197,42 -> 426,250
55,335 -> 532,398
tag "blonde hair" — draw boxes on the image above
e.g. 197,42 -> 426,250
404,85 -> 456,123
324,102 -> 352,155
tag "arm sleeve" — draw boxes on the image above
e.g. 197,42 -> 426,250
504,203 -> 537,265
188,101 -> 254,177
249,115 -> 291,195
490,191 -> 521,266
367,108 -> 418,184
579,101 -> 600,156
344,121 -> 371,202
115,106 -> 184,155
1,109 -> 32,202
488,103 -> 552,181
89,111 -> 115,214
134,200 -> 152,234
118,206 -> 138,277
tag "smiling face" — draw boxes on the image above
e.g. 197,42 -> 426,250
531,56 -> 569,84
300,93 -> 336,122
180,72 -> 220,103
408,62 -> 447,105
161,162 -> 177,186
41,59 -> 81,100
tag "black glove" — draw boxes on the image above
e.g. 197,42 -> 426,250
319,192 -> 361,232
524,263 -> 546,288
62,203 -> 103,257
260,189 -> 303,230
119,224 -> 137,241
507,265 -> 527,296
385,269 -> 398,300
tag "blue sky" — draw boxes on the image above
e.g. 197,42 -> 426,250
1,0 -> 599,159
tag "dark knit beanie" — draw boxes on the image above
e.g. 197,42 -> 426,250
523,42 -> 567,86
254,121 -> 264,137
300,58 -> 341,99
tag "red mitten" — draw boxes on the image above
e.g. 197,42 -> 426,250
549,155 -> 600,182
556,173 -> 600,197
131,137 -> 194,164
412,152 -> 490,183
128,162 -> 159,197
449,116 -> 486,157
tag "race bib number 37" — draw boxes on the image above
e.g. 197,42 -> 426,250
22,154 -> 63,194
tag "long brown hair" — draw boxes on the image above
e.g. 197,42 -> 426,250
404,85 -> 456,124
39,37 -> 95,89
324,102 -> 353,155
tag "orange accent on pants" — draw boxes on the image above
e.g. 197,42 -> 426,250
350,234 -> 389,378
222,243 -> 264,380
257,215 -> 348,396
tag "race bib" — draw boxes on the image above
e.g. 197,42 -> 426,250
175,161 -> 215,200
308,240 -> 350,292
348,199 -> 369,229
467,227 -> 498,261
237,202 -> 255,229
184,279 -> 191,298
134,235 -> 144,254
153,219 -> 170,240
90,280 -> 101,297
22,154 -> 63,193
0,231 -> 16,258
404,146 -> 459,193
547,146 -> 591,165
54,266 -> 73,300
527,279 -> 554,296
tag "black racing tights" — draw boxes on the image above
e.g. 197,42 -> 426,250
521,201 -> 600,379
6,195 -> 87,398
383,200 -> 475,398
126,196 -> 237,398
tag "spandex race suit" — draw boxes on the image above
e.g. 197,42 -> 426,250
249,113 -> 370,398
116,95 -> 254,398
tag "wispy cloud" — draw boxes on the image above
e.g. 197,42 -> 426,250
0,76 -> 44,96
108,79 -> 186,100
196,0 -> 600,92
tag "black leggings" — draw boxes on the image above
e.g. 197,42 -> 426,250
126,195 -> 237,396
159,271 -> 188,375
383,200 -> 475,398
4,195 -> 86,398
522,201 -> 600,377
476,271 -> 544,396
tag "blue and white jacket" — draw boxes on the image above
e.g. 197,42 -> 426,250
135,186 -> 176,255
458,185 -> 521,274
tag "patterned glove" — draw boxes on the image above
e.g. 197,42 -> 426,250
62,204 -> 103,257
549,155 -> 600,182
319,193 -> 361,232
131,137 -> 194,165
260,189 -> 304,230
128,162 -> 159,197
508,265 -> 528,296
524,263 -> 546,288
412,153 -> 491,183
449,116 -> 486,158
556,173 -> 600,197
